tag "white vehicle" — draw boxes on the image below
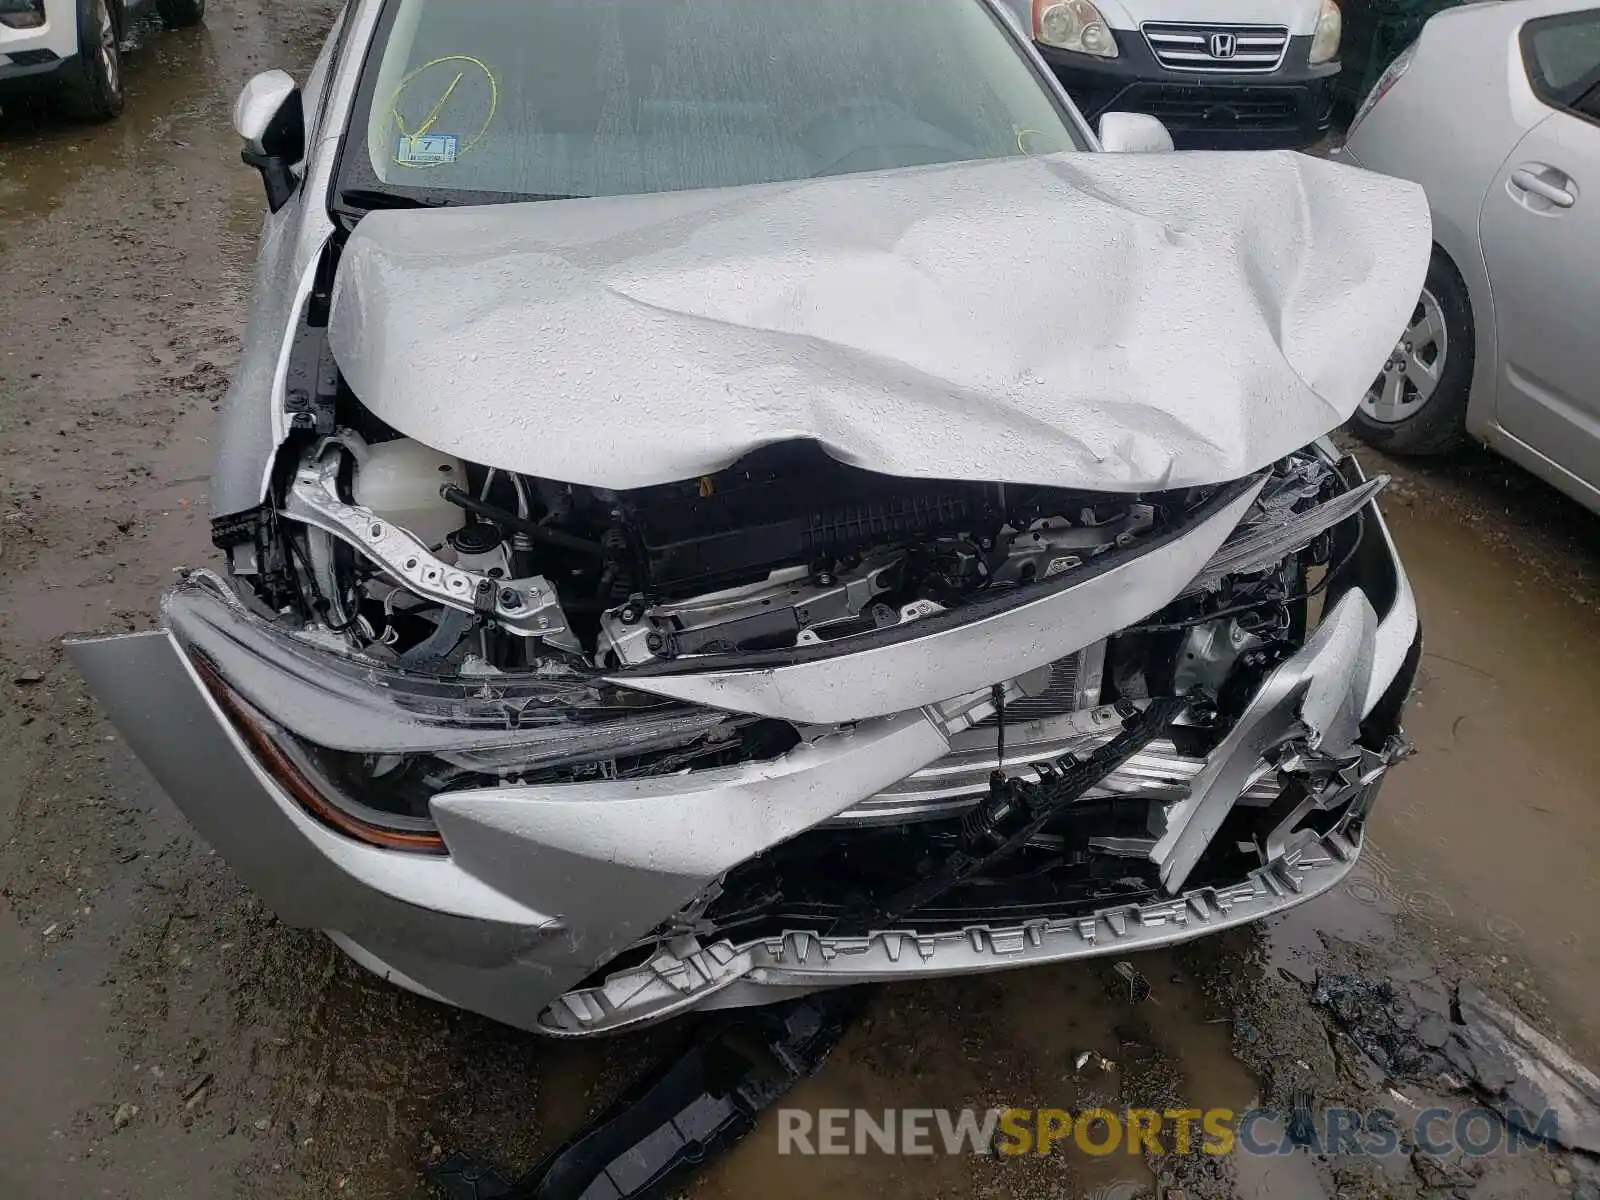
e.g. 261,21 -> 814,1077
1342,0 -> 1600,513
999,0 -> 1344,148
0,0 -> 204,121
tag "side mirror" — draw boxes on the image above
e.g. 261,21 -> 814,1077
1097,112 -> 1175,154
234,70 -> 305,213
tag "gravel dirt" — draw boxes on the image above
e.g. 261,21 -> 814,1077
3,4 -> 1599,1197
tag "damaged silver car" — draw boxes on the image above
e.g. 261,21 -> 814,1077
68,0 -> 1430,1036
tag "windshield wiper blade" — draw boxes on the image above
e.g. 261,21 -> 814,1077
337,187 -> 589,212
336,187 -> 450,211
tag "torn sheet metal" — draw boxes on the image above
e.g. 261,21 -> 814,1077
329,150 -> 1430,492
1150,589 -> 1377,894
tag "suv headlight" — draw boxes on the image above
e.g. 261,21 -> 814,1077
1309,0 -> 1342,64
1033,0 -> 1119,59
0,0 -> 46,30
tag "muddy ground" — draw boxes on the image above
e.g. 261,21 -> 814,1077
2,3 -> 1599,1197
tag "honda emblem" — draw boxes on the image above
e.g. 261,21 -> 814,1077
1208,32 -> 1238,58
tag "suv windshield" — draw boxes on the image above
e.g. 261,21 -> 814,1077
337,0 -> 1084,207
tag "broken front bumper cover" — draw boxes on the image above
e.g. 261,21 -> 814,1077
66,463 -> 1419,1037
542,822 -> 1367,1036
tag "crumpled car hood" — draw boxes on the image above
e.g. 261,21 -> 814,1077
329,150 -> 1429,492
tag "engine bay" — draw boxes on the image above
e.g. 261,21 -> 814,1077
208,367 -> 1386,835
226,430 -> 1218,676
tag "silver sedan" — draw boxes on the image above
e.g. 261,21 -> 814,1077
1340,0 -> 1600,513
67,0 -> 1424,1037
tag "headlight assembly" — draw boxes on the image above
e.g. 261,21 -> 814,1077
174,573 -> 788,855
1309,0 -> 1342,65
0,1 -> 46,31
1033,0 -> 1119,59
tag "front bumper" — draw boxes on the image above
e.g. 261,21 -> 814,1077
545,825 -> 1366,1034
68,462 -> 1419,1037
0,53 -> 70,89
0,0 -> 77,92
1042,32 -> 1339,150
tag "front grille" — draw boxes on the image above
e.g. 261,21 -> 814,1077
826,644 -> 1285,827
974,652 -> 1082,727
1142,22 -> 1290,73
1141,85 -> 1301,128
832,734 -> 1283,826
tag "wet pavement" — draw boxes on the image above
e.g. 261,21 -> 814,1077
2,3 -> 1599,1197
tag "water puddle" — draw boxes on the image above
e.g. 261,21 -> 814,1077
697,951 -> 1312,1199
1361,498 -> 1600,1058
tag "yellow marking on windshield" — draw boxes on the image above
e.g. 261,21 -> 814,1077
1015,127 -> 1046,156
387,55 -> 501,170
403,70 -> 465,141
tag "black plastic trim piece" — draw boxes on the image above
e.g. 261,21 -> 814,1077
427,989 -> 870,1200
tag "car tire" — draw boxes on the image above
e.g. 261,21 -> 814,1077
57,0 -> 124,123
1348,249 -> 1475,457
155,0 -> 205,29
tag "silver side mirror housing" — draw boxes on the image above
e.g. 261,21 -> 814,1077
1097,111 -> 1175,153
234,70 -> 305,212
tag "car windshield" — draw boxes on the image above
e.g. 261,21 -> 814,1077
339,0 -> 1083,205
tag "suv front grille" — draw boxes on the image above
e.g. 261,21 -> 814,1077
1142,22 -> 1290,73
1140,85 -> 1302,128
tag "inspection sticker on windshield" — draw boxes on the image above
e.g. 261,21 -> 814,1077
396,134 -> 459,167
